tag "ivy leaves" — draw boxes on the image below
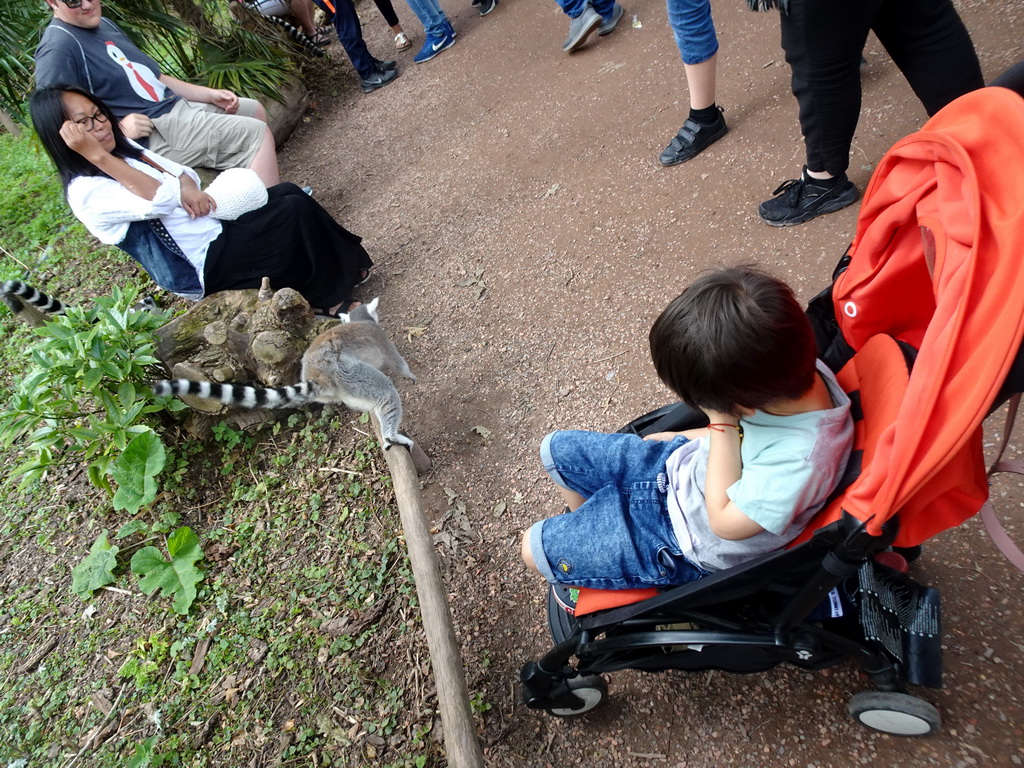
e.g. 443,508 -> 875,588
131,527 -> 204,615
71,530 -> 120,600
71,527 -> 204,615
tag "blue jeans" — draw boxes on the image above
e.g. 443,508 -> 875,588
554,0 -> 617,21
667,0 -> 718,65
528,431 -> 708,590
403,0 -> 449,38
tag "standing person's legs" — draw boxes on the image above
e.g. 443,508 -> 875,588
871,0 -> 983,116
288,0 -> 319,35
315,0 -> 377,78
407,0 -> 455,62
554,0 -> 590,17
404,0 -> 448,38
659,0 -> 726,166
372,0 -> 411,48
757,0 -> 874,225
781,0 -> 877,178
990,61 -> 1024,97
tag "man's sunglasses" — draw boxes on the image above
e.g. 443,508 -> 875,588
58,0 -> 88,8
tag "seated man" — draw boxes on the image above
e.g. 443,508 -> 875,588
522,266 -> 854,595
35,0 -> 280,185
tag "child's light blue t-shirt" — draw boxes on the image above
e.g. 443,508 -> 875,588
665,360 -> 854,571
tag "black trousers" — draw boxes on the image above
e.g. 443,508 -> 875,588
311,0 -> 376,79
780,0 -> 983,176
204,183 -> 373,311
373,0 -> 401,28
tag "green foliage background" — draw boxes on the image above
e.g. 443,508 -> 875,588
0,0 -> 303,123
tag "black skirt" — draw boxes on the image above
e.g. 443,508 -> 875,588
202,182 -> 372,310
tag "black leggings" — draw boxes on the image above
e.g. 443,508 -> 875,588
780,0 -> 983,176
373,0 -> 400,28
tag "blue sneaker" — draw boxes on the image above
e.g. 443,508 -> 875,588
443,18 -> 457,38
413,30 -> 455,63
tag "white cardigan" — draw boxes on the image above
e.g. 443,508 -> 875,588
66,146 -> 224,288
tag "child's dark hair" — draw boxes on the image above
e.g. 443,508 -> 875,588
29,85 -> 143,190
649,265 -> 817,416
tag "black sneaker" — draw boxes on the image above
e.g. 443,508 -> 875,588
479,0 -> 498,15
373,57 -> 398,72
360,66 -> 399,93
658,107 -> 728,167
758,168 -> 859,227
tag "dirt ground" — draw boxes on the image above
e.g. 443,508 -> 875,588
281,0 -> 1024,765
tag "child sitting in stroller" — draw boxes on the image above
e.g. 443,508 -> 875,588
522,265 -> 855,595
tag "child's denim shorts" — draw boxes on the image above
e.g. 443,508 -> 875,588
528,430 -> 709,590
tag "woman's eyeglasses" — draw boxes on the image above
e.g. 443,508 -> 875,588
75,111 -> 109,131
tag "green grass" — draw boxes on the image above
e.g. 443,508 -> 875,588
0,132 -> 154,302
0,131 -> 461,768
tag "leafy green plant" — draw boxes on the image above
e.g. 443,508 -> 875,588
126,735 -> 173,768
0,286 -> 182,512
70,529 -> 120,600
130,526 -> 205,614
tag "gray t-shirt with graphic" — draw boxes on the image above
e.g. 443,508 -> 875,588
35,18 -> 178,119
665,360 -> 854,571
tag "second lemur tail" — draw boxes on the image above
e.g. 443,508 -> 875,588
152,379 -> 319,408
2,280 -> 65,315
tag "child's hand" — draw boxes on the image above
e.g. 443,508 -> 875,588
643,431 -> 685,442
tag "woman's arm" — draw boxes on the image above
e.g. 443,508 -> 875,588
702,411 -> 765,541
60,121 -> 161,200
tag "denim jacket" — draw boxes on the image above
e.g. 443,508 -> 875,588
119,220 -> 203,300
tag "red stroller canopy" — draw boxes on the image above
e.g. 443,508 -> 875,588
827,87 -> 1024,546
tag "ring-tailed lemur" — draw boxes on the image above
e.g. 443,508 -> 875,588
1,280 -> 158,316
237,1 -> 327,57
153,299 -> 417,450
2,280 -> 67,316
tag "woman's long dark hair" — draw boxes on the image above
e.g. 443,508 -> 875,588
29,85 -> 144,189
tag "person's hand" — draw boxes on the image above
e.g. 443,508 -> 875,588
643,431 -> 684,442
208,90 -> 239,114
119,113 -> 154,139
59,120 -> 107,161
179,184 -> 216,219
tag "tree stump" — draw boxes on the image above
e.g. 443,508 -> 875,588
154,278 -> 335,434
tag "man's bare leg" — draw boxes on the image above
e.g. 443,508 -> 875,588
249,126 -> 280,186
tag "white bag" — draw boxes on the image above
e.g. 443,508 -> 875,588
204,168 -> 268,221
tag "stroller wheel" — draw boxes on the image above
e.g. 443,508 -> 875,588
848,691 -> 941,736
547,674 -> 608,717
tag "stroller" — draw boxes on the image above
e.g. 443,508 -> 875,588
520,85 -> 1024,736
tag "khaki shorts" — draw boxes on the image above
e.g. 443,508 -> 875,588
149,97 -> 265,170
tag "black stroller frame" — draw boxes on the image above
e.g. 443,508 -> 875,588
521,402 -> 944,735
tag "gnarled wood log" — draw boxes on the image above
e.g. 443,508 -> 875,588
155,279 -> 336,433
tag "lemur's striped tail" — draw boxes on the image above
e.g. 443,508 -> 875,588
152,379 -> 318,409
2,280 -> 65,315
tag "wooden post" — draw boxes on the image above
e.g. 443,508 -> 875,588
372,420 -> 485,768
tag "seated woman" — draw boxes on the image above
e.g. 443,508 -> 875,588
30,85 -> 370,316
